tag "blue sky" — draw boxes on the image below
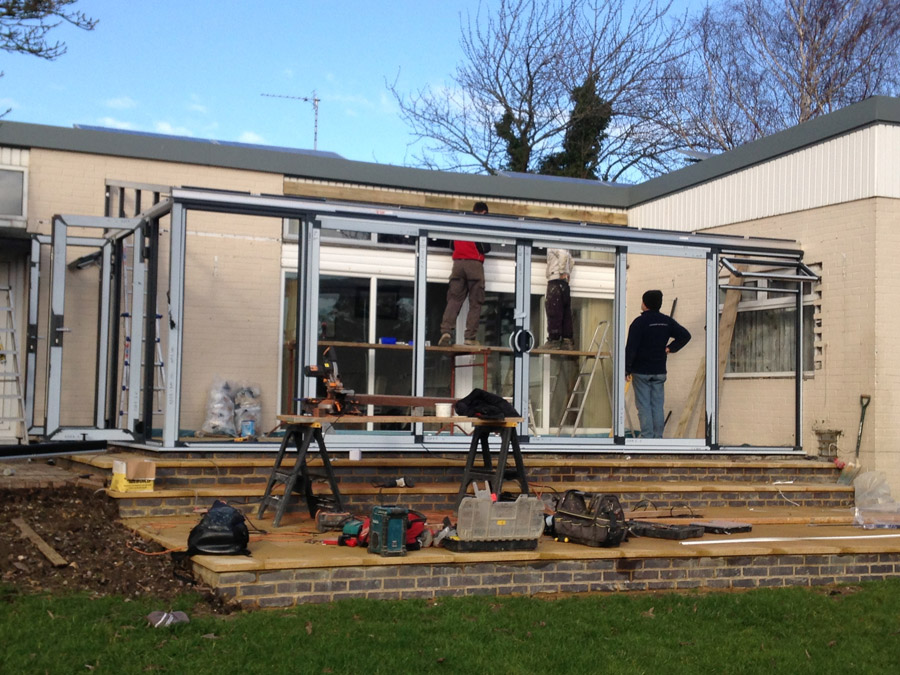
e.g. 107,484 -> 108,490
0,0 -> 697,167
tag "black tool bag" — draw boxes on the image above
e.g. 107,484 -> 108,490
186,500 -> 251,556
454,388 -> 519,419
554,490 -> 627,548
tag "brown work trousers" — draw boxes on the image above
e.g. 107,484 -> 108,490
440,258 -> 485,340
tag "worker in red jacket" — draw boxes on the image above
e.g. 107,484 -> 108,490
438,202 -> 491,347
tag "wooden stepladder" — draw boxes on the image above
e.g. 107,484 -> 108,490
557,320 -> 614,436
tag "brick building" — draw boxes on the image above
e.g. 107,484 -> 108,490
1,97 -> 898,494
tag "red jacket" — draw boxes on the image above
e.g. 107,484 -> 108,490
453,241 -> 485,262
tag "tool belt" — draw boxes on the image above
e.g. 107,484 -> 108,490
554,490 -> 627,548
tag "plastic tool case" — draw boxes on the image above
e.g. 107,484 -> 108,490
445,494 -> 545,552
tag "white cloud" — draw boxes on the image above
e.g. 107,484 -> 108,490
187,94 -> 207,115
238,131 -> 266,144
154,121 -> 194,136
105,96 -> 137,110
97,117 -> 135,130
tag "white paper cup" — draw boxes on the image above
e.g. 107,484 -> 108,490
435,403 -> 453,417
349,449 -> 362,461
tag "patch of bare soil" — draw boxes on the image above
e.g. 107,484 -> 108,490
0,486 -> 237,614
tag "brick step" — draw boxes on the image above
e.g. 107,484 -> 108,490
108,479 -> 853,518
66,451 -> 843,489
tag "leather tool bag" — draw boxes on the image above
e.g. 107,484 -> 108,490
554,490 -> 627,548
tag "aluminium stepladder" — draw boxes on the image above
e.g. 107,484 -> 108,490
556,320 -> 616,436
0,286 -> 27,443
117,244 -> 167,423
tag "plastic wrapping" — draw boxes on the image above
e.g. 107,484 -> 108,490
233,385 -> 262,436
853,471 -> 900,529
197,377 -> 236,436
196,378 -> 262,437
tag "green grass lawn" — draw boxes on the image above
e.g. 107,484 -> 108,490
2,580 -> 899,674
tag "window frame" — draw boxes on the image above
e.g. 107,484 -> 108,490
0,165 -> 28,222
722,269 -> 819,379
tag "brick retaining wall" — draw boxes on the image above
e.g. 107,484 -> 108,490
193,552 -> 900,609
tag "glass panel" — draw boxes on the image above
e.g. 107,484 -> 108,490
282,272 -> 298,414
423,217 -> 515,435
529,246 -> 615,437
371,279 -> 415,428
180,212 -> 281,441
625,253 -> 706,440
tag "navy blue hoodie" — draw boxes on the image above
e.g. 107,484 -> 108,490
625,311 -> 691,375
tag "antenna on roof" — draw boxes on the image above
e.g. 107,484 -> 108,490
261,91 -> 320,150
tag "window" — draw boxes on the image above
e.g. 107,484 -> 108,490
0,167 -> 26,218
724,274 -> 818,375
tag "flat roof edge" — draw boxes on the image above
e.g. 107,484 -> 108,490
631,96 -> 900,205
0,121 -> 630,209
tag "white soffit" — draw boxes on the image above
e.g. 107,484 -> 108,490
629,123 -> 900,232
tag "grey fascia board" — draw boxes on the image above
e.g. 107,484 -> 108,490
3,95 -> 899,211
0,120 -> 629,209
630,96 -> 900,206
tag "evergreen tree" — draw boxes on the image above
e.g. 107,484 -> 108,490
539,73 -> 611,179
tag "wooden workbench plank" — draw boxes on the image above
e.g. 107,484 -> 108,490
12,517 -> 69,567
277,415 -> 523,425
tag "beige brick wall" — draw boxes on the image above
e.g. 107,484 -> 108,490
25,148 -> 285,432
625,254 -> 708,438
705,199 -> 900,492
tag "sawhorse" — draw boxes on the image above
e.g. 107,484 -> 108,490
454,418 -> 528,509
258,419 -> 344,527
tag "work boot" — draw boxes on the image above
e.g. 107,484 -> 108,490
438,332 -> 452,346
540,339 -> 562,350
561,338 -> 576,351
464,338 -> 480,346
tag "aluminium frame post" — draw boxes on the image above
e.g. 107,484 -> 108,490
106,237 -> 123,428
126,231 -> 146,433
795,278 -> 804,450
513,241 -> 532,437
705,252 -> 720,448
25,237 -> 42,434
142,218 -> 161,442
297,219 -> 322,406
613,248 -> 627,442
45,217 -> 68,437
412,234 -> 428,437
162,207 -> 184,447
93,241 -> 114,428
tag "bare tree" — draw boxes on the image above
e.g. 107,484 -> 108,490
1,0 -> 96,59
666,0 -> 900,153
389,0 -> 688,181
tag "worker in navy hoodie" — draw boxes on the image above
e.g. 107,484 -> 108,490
438,202 -> 491,346
624,290 -> 691,438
